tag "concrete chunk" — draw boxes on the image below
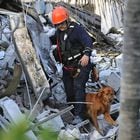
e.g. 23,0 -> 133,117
0,97 -> 37,140
10,14 -> 50,100
107,72 -> 120,92
36,110 -> 65,132
115,54 -> 122,71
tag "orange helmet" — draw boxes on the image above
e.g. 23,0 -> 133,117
52,6 -> 69,25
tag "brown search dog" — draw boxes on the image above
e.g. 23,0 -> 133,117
86,86 -> 117,135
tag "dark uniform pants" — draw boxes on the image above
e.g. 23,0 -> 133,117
62,62 -> 92,119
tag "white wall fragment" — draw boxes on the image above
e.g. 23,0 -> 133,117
90,126 -> 118,140
107,72 -> 121,92
115,54 -> 123,71
0,51 -> 5,60
58,128 -> 81,140
36,110 -> 65,132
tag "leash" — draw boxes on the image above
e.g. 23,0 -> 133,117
67,101 -> 93,105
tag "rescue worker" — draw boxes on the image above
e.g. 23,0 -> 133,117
50,6 -> 93,124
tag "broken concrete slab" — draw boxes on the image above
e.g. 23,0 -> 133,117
115,54 -> 122,71
0,50 -> 5,59
0,97 -> 38,140
90,125 -> 118,140
36,110 -> 65,132
58,128 -> 81,140
107,72 -> 120,92
10,13 -> 50,100
0,63 -> 22,98
0,44 -> 16,69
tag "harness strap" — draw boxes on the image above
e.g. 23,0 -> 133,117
67,52 -> 82,61
64,66 -> 76,71
57,38 -> 76,71
57,38 -> 62,63
56,22 -> 83,71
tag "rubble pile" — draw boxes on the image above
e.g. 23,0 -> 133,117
0,1 -> 123,140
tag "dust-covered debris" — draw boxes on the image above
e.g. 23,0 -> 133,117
0,1 -> 123,140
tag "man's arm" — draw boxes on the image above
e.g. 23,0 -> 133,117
76,25 -> 93,66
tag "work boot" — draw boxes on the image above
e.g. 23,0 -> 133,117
72,116 -> 83,125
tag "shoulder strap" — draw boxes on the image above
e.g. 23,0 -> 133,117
66,22 -> 77,38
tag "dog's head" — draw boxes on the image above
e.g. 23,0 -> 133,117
98,86 -> 115,104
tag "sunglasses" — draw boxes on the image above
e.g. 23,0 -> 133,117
55,21 -> 67,27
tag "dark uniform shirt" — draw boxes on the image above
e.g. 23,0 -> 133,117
50,22 -> 93,65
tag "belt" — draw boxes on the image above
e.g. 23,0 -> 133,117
64,66 -> 81,78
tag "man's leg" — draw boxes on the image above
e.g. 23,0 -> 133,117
73,63 -> 92,120
62,69 -> 75,102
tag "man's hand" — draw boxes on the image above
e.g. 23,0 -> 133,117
79,55 -> 89,67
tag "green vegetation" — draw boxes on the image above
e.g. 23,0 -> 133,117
0,120 -> 58,140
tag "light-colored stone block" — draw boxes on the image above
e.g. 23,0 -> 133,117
107,72 -> 120,92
